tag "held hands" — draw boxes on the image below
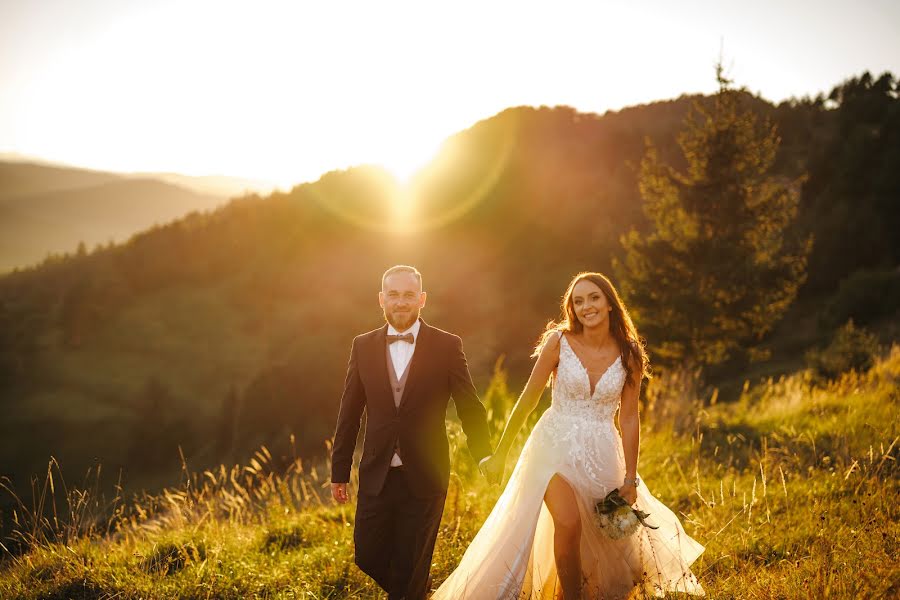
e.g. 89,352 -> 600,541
331,482 -> 350,504
479,453 -> 506,485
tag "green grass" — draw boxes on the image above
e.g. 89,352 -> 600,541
2,349 -> 898,599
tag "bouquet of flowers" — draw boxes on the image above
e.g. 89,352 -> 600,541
594,488 -> 658,540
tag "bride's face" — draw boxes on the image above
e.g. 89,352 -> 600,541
571,279 -> 611,329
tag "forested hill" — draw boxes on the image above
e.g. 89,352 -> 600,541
0,71 -> 897,497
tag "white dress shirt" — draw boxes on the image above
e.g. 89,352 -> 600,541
387,319 -> 420,466
387,318 -> 420,379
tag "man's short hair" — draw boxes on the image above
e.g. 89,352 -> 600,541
381,265 -> 423,291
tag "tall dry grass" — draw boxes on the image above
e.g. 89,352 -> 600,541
1,348 -> 898,598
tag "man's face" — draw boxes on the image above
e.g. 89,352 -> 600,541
379,272 -> 427,331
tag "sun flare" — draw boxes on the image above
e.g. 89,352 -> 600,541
377,140 -> 444,187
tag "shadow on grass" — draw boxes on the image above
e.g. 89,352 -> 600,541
261,525 -> 316,552
697,421 -> 767,471
36,579 -> 110,600
139,540 -> 207,576
318,561 -> 359,599
260,514 -> 335,554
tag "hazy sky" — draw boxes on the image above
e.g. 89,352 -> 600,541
1,0 -> 898,188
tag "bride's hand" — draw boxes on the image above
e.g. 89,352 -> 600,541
479,453 -> 505,485
618,483 -> 638,505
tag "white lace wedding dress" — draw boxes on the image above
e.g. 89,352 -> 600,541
433,335 -> 705,599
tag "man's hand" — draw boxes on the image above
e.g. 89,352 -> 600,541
331,482 -> 350,504
479,454 -> 505,485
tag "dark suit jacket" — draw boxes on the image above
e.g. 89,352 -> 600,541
331,319 -> 492,497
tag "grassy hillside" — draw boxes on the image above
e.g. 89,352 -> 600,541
1,347 -> 897,599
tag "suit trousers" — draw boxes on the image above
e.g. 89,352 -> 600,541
354,466 -> 446,600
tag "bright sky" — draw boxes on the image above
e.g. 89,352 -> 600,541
1,0 -> 898,189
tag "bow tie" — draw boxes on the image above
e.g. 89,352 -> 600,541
387,333 -> 415,344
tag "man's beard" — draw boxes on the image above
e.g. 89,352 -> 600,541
384,307 -> 420,331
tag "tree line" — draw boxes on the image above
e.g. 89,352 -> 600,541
0,70 -> 897,498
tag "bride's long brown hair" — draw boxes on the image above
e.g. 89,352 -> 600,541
533,272 -> 650,385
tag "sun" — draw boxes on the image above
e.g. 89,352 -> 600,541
373,140 -> 445,230
376,139 -> 444,187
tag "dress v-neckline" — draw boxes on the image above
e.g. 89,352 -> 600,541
561,334 -> 621,398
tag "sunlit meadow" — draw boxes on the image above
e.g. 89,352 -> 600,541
1,347 -> 898,599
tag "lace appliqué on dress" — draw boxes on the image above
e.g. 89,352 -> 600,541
529,335 -> 627,497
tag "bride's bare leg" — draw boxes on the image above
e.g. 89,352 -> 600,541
544,474 -> 583,600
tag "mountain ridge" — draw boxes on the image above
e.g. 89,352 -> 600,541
0,73 -> 896,501
0,176 -> 228,273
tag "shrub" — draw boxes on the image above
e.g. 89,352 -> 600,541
805,320 -> 882,379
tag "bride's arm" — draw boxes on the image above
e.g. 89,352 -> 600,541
618,354 -> 642,504
490,332 -> 560,464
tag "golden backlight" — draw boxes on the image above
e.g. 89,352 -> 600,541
2,1 -> 896,189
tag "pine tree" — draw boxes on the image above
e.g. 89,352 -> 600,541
614,65 -> 811,367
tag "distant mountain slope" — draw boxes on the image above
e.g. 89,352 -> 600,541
138,172 -> 279,198
0,178 -> 227,272
0,161 -> 124,200
0,159 -> 279,198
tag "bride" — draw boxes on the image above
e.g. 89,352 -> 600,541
433,272 -> 705,599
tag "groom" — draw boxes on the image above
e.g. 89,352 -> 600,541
330,265 -> 493,599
